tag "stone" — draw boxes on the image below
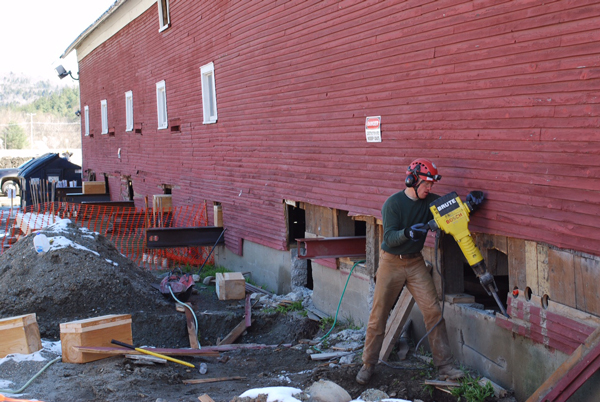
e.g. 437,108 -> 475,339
306,379 -> 351,402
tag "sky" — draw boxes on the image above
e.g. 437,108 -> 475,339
0,0 -> 117,85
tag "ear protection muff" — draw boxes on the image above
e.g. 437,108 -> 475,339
405,165 -> 420,187
405,172 -> 418,187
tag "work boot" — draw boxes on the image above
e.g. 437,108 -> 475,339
355,363 -> 374,385
438,364 -> 464,381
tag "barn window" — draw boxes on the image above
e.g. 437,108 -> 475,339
100,100 -> 108,134
125,91 -> 133,132
84,106 -> 90,136
156,81 -> 168,129
200,62 -> 218,124
158,0 -> 170,32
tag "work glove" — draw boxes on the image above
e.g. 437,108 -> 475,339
404,223 -> 428,242
466,191 -> 485,213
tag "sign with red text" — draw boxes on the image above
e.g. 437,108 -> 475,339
365,116 -> 381,142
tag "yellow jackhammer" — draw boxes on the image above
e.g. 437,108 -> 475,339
426,191 -> 510,318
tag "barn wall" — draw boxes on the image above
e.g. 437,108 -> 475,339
77,0 -> 600,259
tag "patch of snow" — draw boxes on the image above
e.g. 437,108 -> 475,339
48,236 -> 100,256
239,387 -> 303,402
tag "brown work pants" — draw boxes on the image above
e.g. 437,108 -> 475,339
362,250 -> 453,367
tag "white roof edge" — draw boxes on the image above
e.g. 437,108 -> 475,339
60,0 -> 128,59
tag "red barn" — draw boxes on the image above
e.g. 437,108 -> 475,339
63,1 -> 600,399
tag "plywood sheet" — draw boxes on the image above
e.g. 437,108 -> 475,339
575,256 -> 600,316
548,248 -> 575,308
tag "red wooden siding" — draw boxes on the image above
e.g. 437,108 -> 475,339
78,0 -> 600,256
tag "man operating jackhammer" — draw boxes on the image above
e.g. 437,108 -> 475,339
356,158 -> 484,385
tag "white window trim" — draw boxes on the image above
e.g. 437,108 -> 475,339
84,106 -> 90,136
125,91 -> 133,132
101,100 -> 108,134
200,62 -> 218,124
156,80 -> 168,129
158,0 -> 170,32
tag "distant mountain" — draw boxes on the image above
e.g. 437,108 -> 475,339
0,72 -> 75,106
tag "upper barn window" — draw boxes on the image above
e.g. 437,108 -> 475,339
200,62 -> 218,124
158,0 -> 170,32
156,81 -> 168,129
125,91 -> 133,132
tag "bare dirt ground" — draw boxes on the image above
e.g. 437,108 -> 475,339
0,218 -> 518,402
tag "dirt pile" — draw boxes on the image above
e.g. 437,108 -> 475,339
0,218 -> 186,346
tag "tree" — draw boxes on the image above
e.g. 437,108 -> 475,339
3,122 -> 28,149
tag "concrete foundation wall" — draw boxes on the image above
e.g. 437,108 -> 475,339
311,262 -> 372,327
410,303 -> 600,401
214,239 -> 293,295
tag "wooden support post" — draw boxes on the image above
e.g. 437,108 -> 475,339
526,326 -> 600,402
379,288 -> 415,362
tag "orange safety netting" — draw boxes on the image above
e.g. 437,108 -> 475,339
0,201 -> 213,271
0,395 -> 41,402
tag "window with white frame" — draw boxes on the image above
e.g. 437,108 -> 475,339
84,106 -> 90,136
125,91 -> 133,131
156,81 -> 168,129
101,100 -> 108,134
158,0 -> 170,31
200,62 -> 218,124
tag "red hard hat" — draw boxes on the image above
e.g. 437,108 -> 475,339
406,158 -> 441,182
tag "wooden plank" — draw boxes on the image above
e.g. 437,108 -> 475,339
574,255 -> 600,316
379,288 -> 415,362
198,395 -> 216,402
310,351 -> 353,361
526,326 -> 600,402
183,376 -> 246,385
445,294 -> 475,304
537,244 -> 550,297
217,319 -> 251,346
548,248 -> 575,308
184,303 -> 200,349
525,241 -> 539,295
508,237 -> 527,293
75,346 -> 220,357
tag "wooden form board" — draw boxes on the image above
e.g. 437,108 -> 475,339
0,313 -> 42,358
216,272 -> 246,300
60,314 -> 132,364
82,181 -> 106,194
379,288 -> 415,362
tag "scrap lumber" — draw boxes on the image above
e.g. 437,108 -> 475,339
217,295 -> 252,346
184,303 -> 200,349
424,379 -> 459,387
310,351 -> 354,360
183,376 -> 246,385
198,395 -> 215,402
526,325 -> 600,402
379,288 -> 415,362
75,346 -> 219,357
246,283 -> 272,295
125,354 -> 167,364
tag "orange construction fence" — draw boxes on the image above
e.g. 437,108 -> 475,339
0,201 -> 214,271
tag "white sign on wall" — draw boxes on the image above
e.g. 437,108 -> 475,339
365,116 -> 381,142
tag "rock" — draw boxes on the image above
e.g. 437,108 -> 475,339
339,354 -> 354,365
358,388 -> 389,401
306,380 -> 351,402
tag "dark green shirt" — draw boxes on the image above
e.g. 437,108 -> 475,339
381,190 -> 439,255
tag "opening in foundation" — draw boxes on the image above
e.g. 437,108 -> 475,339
541,294 -> 550,309
525,286 -> 532,301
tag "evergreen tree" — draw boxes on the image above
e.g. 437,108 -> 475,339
2,122 -> 28,149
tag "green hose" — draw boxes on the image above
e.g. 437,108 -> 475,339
320,259 -> 366,341
0,356 -> 61,394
